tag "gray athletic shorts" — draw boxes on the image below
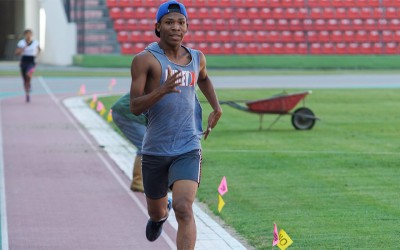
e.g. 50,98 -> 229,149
142,149 -> 202,200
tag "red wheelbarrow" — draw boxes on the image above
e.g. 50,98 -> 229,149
219,91 -> 319,130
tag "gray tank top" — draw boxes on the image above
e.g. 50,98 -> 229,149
142,42 -> 203,156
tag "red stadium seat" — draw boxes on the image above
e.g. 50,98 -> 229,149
197,43 -> 209,53
339,19 -> 352,30
190,19 -> 201,30
273,8 -> 284,19
290,19 -> 303,30
311,8 -> 323,19
293,0 -> 305,7
228,19 -> 239,30
198,8 -> 209,18
394,30 -> 400,42
348,7 -> 359,18
382,0 -> 393,6
143,0 -> 158,7
372,7 -> 383,18
193,31 -> 205,42
269,31 -> 280,42
307,31 -> 318,42
336,43 -> 347,54
344,0 -> 356,6
240,19 -> 252,30
272,43 -> 285,54
382,30 -> 393,42
357,0 -> 368,6
283,0 -> 293,7
117,31 -> 129,42
236,8 -> 247,19
253,19 -> 265,31
220,31 -> 231,42
297,43 -> 308,54
348,43 -> 359,54
353,19 -> 364,30
308,0 -> 319,7
215,19 -> 226,30
265,19 -> 276,30
343,30 -> 355,42
385,43 -> 398,54
331,30 -> 343,42
323,8 -> 335,19
277,19 -> 289,30
285,43 -> 297,54
373,42 -> 383,53
386,7 -> 397,18
248,8 -> 260,19
184,32 -> 192,42
327,19 -> 339,30
281,31 -> 293,42
126,19 -> 137,30
137,19 -> 150,30
120,0 -> 132,7
232,31 -> 243,42
356,30 -> 368,42
378,19 -> 388,29
270,0 -> 281,8
122,7 -> 134,19
310,43 -> 322,54
148,8 -> 157,19
364,19 -> 376,30
260,8 -> 272,19
286,8 -> 297,19
235,43 -> 247,54
336,8 -> 347,18
187,8 -> 196,18
368,30 -> 380,42
360,7 -> 372,18
109,7 -> 122,19
143,31 -> 155,42
319,30 -> 330,42
256,0 -> 269,7
210,8 -> 222,19
113,19 -> 125,31
243,31 -> 255,42
121,43 -> 133,54
332,0 -> 343,7
369,0 -> 380,6
106,0 -> 118,7
203,19 -> 214,30
208,0 -> 220,7
389,19 -> 400,29
133,43 -> 146,54
394,0 -> 400,6
248,43 -> 259,54
294,31 -> 305,42
223,8 -> 234,19
220,0 -> 232,7
206,31 -> 218,42
136,7 -> 147,19
314,19 -> 326,30
360,43 -> 372,54
256,31 -> 268,42
190,0 -> 207,7
298,8 -> 308,19
303,19 -> 313,30
322,43 -> 335,54
320,0 -> 331,6
130,31 -> 141,42
260,43 -> 271,54
209,43 -> 222,54
223,43 -> 234,54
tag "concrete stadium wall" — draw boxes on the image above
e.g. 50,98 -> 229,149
24,0 -> 77,65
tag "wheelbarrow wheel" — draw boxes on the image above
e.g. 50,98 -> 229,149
291,108 -> 316,130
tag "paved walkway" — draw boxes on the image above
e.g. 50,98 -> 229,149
0,76 -> 247,249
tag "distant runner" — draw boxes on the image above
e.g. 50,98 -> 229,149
15,29 -> 41,102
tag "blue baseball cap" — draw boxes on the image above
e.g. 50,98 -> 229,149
156,1 -> 188,23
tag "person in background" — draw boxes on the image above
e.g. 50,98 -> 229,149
111,93 -> 147,192
15,29 -> 41,103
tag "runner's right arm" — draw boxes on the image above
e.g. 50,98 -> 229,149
130,52 -> 183,115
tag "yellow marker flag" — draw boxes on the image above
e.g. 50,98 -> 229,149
89,100 -> 96,109
107,110 -> 113,122
218,194 -> 225,213
277,229 -> 293,250
100,108 -> 106,116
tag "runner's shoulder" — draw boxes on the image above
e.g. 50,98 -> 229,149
131,50 -> 158,69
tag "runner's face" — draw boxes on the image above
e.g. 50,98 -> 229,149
157,13 -> 187,45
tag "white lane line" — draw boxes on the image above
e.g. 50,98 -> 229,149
38,76 -> 177,249
0,101 -> 10,250
204,149 -> 399,156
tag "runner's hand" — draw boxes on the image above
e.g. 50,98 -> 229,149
203,109 -> 222,140
161,65 -> 183,94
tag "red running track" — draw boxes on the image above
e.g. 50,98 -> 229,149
0,78 -> 176,249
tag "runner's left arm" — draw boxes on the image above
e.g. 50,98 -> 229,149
197,51 -> 222,140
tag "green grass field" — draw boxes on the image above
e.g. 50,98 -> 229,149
74,54 -> 400,69
96,89 -> 399,249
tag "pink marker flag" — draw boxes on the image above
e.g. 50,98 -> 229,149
218,176 -> 228,196
272,223 -> 279,246
78,84 -> 86,95
109,78 -> 117,90
96,101 -> 105,112
92,94 -> 98,103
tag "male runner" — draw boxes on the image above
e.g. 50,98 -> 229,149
111,93 -> 146,192
15,29 -> 41,102
130,1 -> 222,249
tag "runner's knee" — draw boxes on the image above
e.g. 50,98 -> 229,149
173,199 -> 193,222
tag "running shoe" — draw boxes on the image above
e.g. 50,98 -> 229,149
145,197 -> 172,242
